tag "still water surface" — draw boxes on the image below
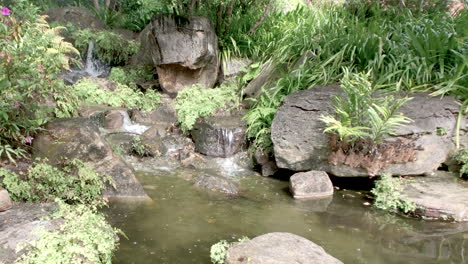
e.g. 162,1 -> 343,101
108,168 -> 468,264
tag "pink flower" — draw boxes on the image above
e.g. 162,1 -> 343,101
1,7 -> 10,16
24,136 -> 34,145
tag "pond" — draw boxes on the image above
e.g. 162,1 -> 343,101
107,167 -> 468,264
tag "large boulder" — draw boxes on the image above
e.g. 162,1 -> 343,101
289,171 -> 334,199
225,232 -> 343,264
43,7 -> 106,30
134,15 -> 219,95
0,203 -> 57,263
191,115 -> 246,158
0,188 -> 12,212
33,118 -> 147,198
271,85 -> 465,176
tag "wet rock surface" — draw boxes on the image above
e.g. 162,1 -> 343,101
33,118 -> 147,198
130,95 -> 177,126
0,203 -> 57,263
271,85 -> 464,176
191,115 -> 246,158
136,15 -> 219,94
225,232 -> 343,264
401,175 -> 468,221
194,175 -> 239,195
290,171 -> 334,199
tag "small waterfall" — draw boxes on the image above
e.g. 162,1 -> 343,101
62,40 -> 110,84
119,110 -> 150,135
221,128 -> 235,158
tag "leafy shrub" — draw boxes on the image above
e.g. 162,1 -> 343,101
72,29 -> 139,65
371,173 -> 416,214
321,69 -> 412,144
175,83 -> 238,133
109,66 -> 154,87
131,136 -> 151,157
210,237 -> 249,264
73,78 -> 160,112
453,148 -> 468,178
0,3 -> 79,161
16,200 -> 121,264
0,159 -> 112,204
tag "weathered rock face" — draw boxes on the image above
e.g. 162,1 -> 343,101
401,174 -> 468,221
103,110 -> 125,129
191,115 -> 246,158
271,85 -> 464,176
43,7 -> 106,31
290,171 -> 334,199
141,125 -> 194,158
0,203 -> 57,263
136,15 -> 219,95
243,60 -> 281,100
130,95 -> 178,126
0,188 -> 12,212
194,175 -> 239,195
33,118 -> 147,198
222,58 -> 251,79
225,232 -> 343,264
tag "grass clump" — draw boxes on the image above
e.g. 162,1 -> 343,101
453,148 -> 468,178
72,29 -> 139,65
175,83 -> 238,133
0,159 -> 112,204
15,200 -> 121,264
73,78 -> 160,112
371,173 -> 416,214
108,66 -> 154,87
131,136 -> 152,157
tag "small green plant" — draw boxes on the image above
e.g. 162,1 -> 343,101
73,78 -> 160,112
371,173 -> 416,214
15,200 -> 122,264
131,136 -> 151,157
0,159 -> 112,204
453,148 -> 468,178
72,29 -> 139,65
321,69 -> 412,144
210,237 -> 249,264
109,66 -> 154,87
175,83 -> 238,133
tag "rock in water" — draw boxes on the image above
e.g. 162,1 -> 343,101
194,175 -> 239,195
226,232 -> 343,264
290,171 -> 334,199
33,118 -> 147,198
0,188 -> 12,212
271,85 -> 465,176
134,15 -> 219,95
191,115 -> 246,158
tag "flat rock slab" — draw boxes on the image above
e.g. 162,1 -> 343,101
226,232 -> 343,264
402,176 -> 468,221
0,203 -> 57,263
290,171 -> 334,199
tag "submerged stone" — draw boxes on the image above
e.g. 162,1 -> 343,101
194,175 -> 239,195
225,232 -> 343,264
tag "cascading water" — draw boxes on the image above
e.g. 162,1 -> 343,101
119,110 -> 150,135
62,40 -> 110,84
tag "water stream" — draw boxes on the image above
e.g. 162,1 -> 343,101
107,167 -> 468,264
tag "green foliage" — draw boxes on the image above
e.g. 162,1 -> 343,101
175,83 -> 238,132
210,237 -> 249,264
0,3 -> 79,157
371,173 -> 416,214
321,70 -> 412,144
16,200 -> 121,264
73,78 -> 160,112
109,66 -> 154,87
72,29 -> 139,65
454,148 -> 468,178
0,159 -> 112,204
131,136 -> 151,157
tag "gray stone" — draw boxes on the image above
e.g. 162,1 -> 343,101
0,203 -> 57,263
191,115 -> 246,158
0,189 -> 12,212
289,171 -> 334,199
43,7 -> 106,31
194,175 -> 239,195
271,85 -> 464,176
244,60 -> 282,100
141,126 -> 194,158
261,161 -> 278,177
401,175 -> 468,221
130,95 -> 177,126
225,232 -> 343,264
135,15 -> 219,94
33,118 -> 147,198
